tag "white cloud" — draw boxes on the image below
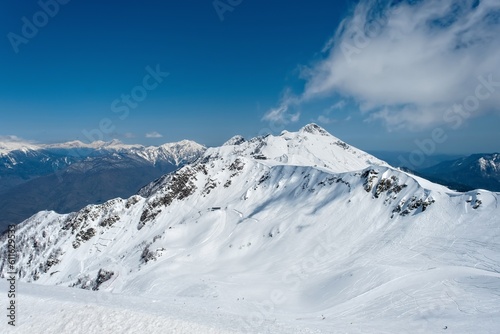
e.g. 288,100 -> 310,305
124,132 -> 136,139
317,115 -> 337,124
326,100 -> 347,112
262,89 -> 301,124
0,135 -> 22,142
315,100 -> 346,124
0,135 -> 34,143
145,131 -> 163,138
270,0 -> 500,131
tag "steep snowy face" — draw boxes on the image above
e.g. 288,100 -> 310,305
1,125 -> 499,333
208,123 -> 388,173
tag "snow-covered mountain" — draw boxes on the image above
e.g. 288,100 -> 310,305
0,139 -> 205,229
1,124 -> 500,333
0,135 -> 45,156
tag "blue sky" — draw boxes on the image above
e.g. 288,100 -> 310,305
1,0 -> 499,154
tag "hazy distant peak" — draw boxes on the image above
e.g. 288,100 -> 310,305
0,137 -> 39,155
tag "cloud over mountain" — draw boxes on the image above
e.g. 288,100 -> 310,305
266,0 -> 500,131
145,131 -> 163,138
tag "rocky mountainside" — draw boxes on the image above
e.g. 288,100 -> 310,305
1,124 -> 499,333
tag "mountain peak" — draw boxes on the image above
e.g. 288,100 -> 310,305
106,139 -> 125,146
159,139 -> 205,150
299,123 -> 330,136
223,135 -> 245,146
204,125 -> 387,174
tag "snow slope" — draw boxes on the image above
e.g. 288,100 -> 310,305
1,124 -> 500,333
215,123 -> 388,173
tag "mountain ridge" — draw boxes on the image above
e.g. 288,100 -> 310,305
1,124 -> 499,333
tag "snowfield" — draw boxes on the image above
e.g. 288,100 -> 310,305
1,124 -> 500,333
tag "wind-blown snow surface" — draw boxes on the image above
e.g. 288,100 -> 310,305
2,124 -> 500,333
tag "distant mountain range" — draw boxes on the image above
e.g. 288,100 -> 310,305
368,150 -> 465,170
0,139 -> 205,230
416,153 -> 500,192
372,151 -> 500,192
